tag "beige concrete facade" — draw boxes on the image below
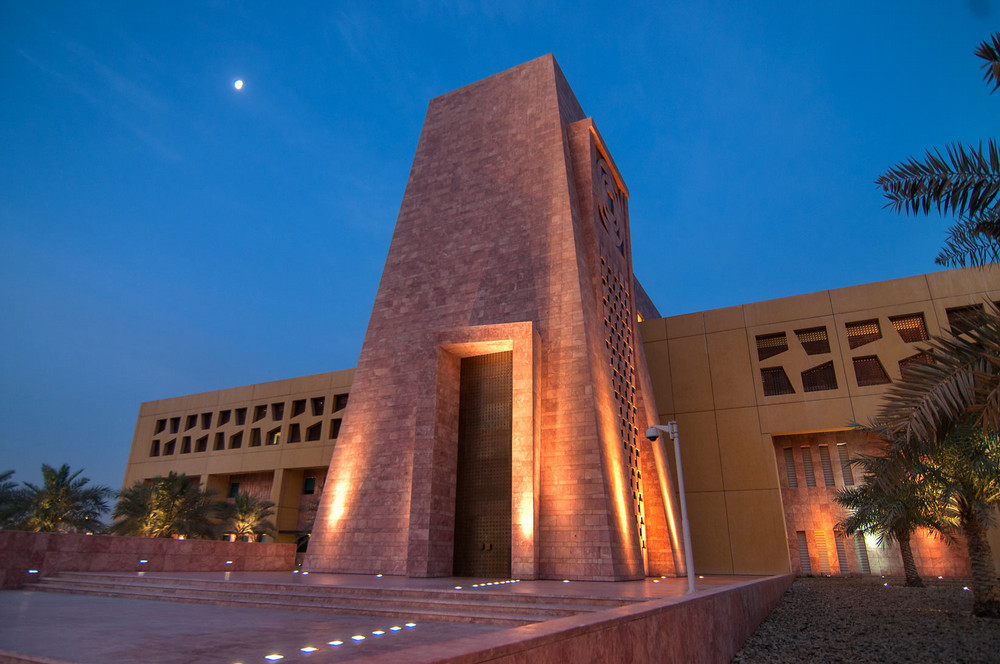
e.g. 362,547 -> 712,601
125,369 -> 354,542
639,265 -> 1000,576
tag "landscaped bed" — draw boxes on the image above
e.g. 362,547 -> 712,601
732,576 -> 1000,663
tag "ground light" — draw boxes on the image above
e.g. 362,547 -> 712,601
647,422 -> 696,594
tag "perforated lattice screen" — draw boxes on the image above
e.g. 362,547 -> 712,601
795,327 -> 830,355
802,362 -> 837,392
453,351 -> 513,578
853,355 -> 891,387
845,319 -> 881,349
756,333 -> 788,361
889,313 -> 928,343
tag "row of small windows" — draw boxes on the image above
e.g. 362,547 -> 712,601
153,394 -> 349,435
755,313 -> 929,363
797,529 -> 871,575
783,443 -> 854,489
761,351 -> 932,396
150,418 -> 343,457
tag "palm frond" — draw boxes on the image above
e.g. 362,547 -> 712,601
975,32 -> 1000,93
935,208 -> 1000,267
875,139 -> 1000,219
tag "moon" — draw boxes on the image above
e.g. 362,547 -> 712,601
233,79 -> 244,90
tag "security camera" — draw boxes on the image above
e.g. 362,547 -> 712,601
645,427 -> 660,441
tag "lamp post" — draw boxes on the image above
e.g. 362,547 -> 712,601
646,422 -> 695,594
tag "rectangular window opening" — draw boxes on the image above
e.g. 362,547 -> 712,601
329,418 -> 342,439
898,352 -> 932,379
815,530 -> 832,574
228,482 -> 240,499
185,414 -> 198,431
249,428 -> 262,447
154,419 -> 167,434
150,440 -> 160,457
288,423 -> 301,443
783,447 -> 798,488
334,393 -> 349,411
846,319 -> 881,349
311,397 -> 325,416
889,313 -> 928,343
853,355 -> 891,387
946,304 -> 985,336
801,446 -> 816,487
164,439 -> 176,455
218,409 -> 232,426
756,332 -> 788,361
213,432 -> 225,451
201,413 -> 212,430
795,326 -> 830,355
180,436 -> 192,454
305,422 -> 322,441
855,537 -> 871,574
796,531 -> 812,574
235,408 -> 247,426
170,417 -> 180,434
291,399 -> 306,417
229,431 -> 243,449
195,435 -> 208,453
818,445 -> 835,487
837,443 -> 854,486
802,362 -> 837,392
834,534 -> 850,574
253,405 -> 267,422
303,477 -> 316,495
761,367 -> 795,396
265,427 -> 281,445
271,402 -> 284,421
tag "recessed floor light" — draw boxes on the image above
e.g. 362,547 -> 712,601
352,635 -> 365,641
300,646 -> 317,653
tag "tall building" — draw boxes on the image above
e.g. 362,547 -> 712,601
122,57 -> 1000,580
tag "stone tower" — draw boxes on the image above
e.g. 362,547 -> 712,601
305,55 -> 683,581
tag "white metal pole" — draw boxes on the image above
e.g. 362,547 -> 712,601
668,421 -> 696,594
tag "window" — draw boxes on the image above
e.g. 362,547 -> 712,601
802,362 -> 837,392
845,319 -> 881,349
855,537 -> 871,574
306,423 -> 322,441
235,408 -> 247,425
181,436 -> 192,454
271,403 -> 284,421
253,405 -> 267,422
783,447 -> 798,488
334,393 -> 349,411
218,410 -> 232,426
329,418 -> 343,439
814,530 -> 831,574
229,432 -> 243,449
834,534 -> 850,574
311,397 -> 325,416
801,446 -> 816,487
288,423 -> 301,443
249,428 -> 262,447
164,439 -> 176,455
818,445 -> 835,487
291,399 -> 306,417
228,482 -> 240,499
795,327 -> 830,355
154,419 -> 167,434
946,304 -> 985,335
889,313 -> 928,342
756,332 -> 788,361
761,367 -> 795,396
150,440 -> 161,457
303,477 -> 316,495
837,443 -> 854,486
185,415 -> 197,431
898,352 -> 932,379
170,417 -> 180,434
195,435 -> 208,453
201,413 -> 212,430
853,355 -> 891,386
213,432 -> 225,451
796,531 -> 811,574
265,428 -> 281,445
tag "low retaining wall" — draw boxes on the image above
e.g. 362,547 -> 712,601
0,531 -> 296,589
355,574 -> 794,664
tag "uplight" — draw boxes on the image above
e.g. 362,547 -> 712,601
653,579 -> 659,583
264,656 -> 284,661
27,569 -> 38,575
376,574 -> 383,578
562,580 -> 569,583
139,559 -> 148,564
352,635 -> 365,641
328,640 -> 343,647
390,626 -> 402,632
454,586 -> 462,590
372,630 -> 385,636
405,623 -> 416,628
302,571 -> 309,575
226,561 -> 234,565
300,647 -> 317,653
964,586 -> 970,591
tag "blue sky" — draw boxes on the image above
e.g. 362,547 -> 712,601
1,1 -> 996,491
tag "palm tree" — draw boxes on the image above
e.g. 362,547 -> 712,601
218,492 -> 276,542
835,449 -> 940,587
111,472 -> 218,539
875,33 -> 1000,268
18,464 -> 113,533
0,469 -> 25,529
921,425 -> 1000,617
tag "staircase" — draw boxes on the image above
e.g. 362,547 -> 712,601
30,572 -> 636,626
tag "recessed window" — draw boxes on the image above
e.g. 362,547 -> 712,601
154,419 -> 167,434
835,535 -> 850,574
818,445 -> 835,487
201,413 -> 212,430
303,477 -> 316,495
306,423 -> 322,441
783,447 -> 797,488
249,428 -> 262,447
195,435 -> 208,453
185,415 -> 198,431
229,432 -> 243,449
889,313 -> 928,342
855,537 -> 871,574
181,436 -> 192,454
334,393 -> 349,411
795,327 -> 830,355
218,410 -> 232,426
898,352 -> 932,379
164,439 -> 176,455
845,319 -> 881,349
837,443 -> 853,486
946,304 -> 985,335
228,482 -> 240,499
150,440 -> 161,457
797,531 -> 811,574
801,446 -> 816,487
271,403 -> 284,421
170,417 -> 180,434
253,405 -> 267,422
288,423 -> 301,443
235,408 -> 247,426
265,427 -> 281,445
801,362 -> 837,392
814,530 -> 832,574
853,355 -> 891,386
213,432 -> 225,451
311,397 -> 325,416
330,418 -> 343,439
761,367 -> 795,396
291,399 -> 306,417
756,332 -> 788,361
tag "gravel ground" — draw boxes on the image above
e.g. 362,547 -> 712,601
732,577 -> 1000,663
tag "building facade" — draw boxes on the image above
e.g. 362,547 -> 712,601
122,57 -> 1000,579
